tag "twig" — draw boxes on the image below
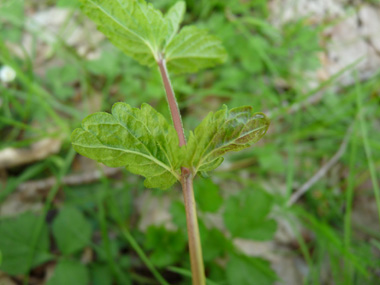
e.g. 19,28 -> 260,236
287,125 -> 353,207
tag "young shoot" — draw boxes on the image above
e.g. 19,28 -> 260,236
71,1 -> 270,284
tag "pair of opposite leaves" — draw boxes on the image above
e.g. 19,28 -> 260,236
71,103 -> 269,189
80,0 -> 227,74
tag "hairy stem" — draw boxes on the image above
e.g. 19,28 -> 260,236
181,169 -> 206,285
158,57 -> 186,147
158,58 -> 206,285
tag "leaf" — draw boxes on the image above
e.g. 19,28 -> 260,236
52,207 -> 92,255
194,178 -> 223,213
164,1 -> 186,47
80,0 -> 226,73
90,263 -> 117,285
186,105 -> 270,174
223,190 -> 277,241
165,25 -> 227,74
170,201 -> 187,229
71,103 -> 181,189
47,260 -> 89,285
80,0 -> 168,66
202,229 -> 230,262
0,213 -> 51,275
226,254 -> 277,285
144,225 -> 187,268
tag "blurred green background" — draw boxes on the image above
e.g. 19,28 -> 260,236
0,0 -> 380,284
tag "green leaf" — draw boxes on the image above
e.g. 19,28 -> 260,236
186,105 -> 270,174
170,201 -> 187,229
0,213 -> 51,275
202,229 -> 230,262
52,207 -> 92,255
144,226 -> 187,268
47,260 -> 89,285
80,0 -> 226,73
80,0 -> 168,66
165,25 -> 227,74
71,103 -> 181,189
90,263 -> 116,285
224,190 -> 277,241
194,178 -> 223,213
226,254 -> 277,285
164,1 -> 186,47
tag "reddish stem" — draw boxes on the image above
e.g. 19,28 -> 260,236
157,57 -> 206,285
157,57 -> 186,147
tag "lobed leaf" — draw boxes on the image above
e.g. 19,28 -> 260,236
71,103 -> 182,189
186,105 -> 270,174
165,26 -> 227,74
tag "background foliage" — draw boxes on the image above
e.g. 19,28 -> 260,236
1,0 -> 380,284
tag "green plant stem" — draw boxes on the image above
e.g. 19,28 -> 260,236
158,58 -> 206,285
181,169 -> 206,285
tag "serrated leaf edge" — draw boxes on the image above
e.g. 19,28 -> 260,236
191,106 -> 269,173
86,0 -> 158,60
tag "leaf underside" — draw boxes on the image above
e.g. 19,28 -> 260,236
164,26 -> 227,74
186,105 -> 270,174
71,103 -> 181,189
71,104 -> 269,189
80,0 -> 227,73
80,0 -> 168,66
